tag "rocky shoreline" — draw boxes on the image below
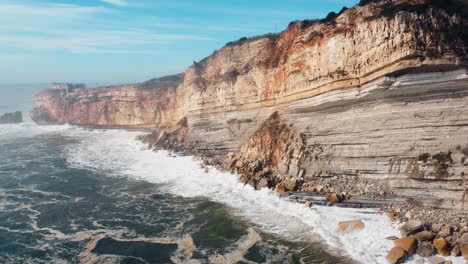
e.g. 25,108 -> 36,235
137,113 -> 468,263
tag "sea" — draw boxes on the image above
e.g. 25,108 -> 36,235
2,84 -> 454,264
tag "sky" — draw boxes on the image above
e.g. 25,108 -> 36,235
0,0 -> 359,85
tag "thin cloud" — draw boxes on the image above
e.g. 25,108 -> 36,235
99,0 -> 128,7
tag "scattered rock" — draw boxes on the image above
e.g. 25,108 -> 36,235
386,247 -> 407,264
338,220 -> 365,232
427,256 -> 445,264
434,238 -> 451,256
416,241 -> 435,257
400,220 -> 423,237
394,237 -> 418,255
304,201 -> 312,208
413,230 -> 435,242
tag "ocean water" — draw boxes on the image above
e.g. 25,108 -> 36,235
0,121 -> 410,264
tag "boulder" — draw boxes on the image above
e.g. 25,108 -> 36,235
256,178 -> 269,190
311,185 -> 324,192
413,230 -> 435,242
304,201 -> 312,208
427,256 -> 445,264
394,237 -> 418,255
416,242 -> 435,257
386,247 -> 406,264
338,220 -> 365,232
275,183 -> 286,193
443,261 -> 452,264
437,228 -> 451,238
434,238 -> 451,256
326,193 -> 342,204
400,220 -> 423,237
450,244 -> 460,256
461,244 -> 468,259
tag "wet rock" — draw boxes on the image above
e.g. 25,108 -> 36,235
386,247 -> 407,264
427,256 -> 445,264
275,183 -> 286,193
400,220 -> 423,237
434,238 -> 451,256
413,230 -> 435,242
338,220 -> 365,232
416,241 -> 435,257
256,178 -> 269,190
394,237 -> 418,255
386,236 -> 399,241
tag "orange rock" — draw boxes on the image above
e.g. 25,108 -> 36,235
386,247 -> 407,264
338,220 -> 365,232
434,238 -> 451,257
394,237 -> 418,255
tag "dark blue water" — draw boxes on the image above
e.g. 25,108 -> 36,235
0,123 -> 350,264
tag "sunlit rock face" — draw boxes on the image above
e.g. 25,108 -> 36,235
31,0 -> 468,209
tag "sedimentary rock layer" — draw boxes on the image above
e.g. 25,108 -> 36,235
31,0 -> 468,210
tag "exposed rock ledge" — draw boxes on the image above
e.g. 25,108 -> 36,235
30,0 -> 468,259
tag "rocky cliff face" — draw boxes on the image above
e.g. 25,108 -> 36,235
31,0 -> 468,210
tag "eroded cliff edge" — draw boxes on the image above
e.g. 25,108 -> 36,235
31,0 -> 468,214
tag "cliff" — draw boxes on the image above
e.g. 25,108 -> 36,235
31,0 -> 468,211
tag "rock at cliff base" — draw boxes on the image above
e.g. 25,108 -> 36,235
0,111 -> 22,124
394,237 -> 418,255
413,230 -> 435,242
416,241 -> 435,257
434,238 -> 451,257
256,178 -> 269,190
460,244 -> 468,259
275,183 -> 286,193
326,193 -> 342,204
427,256 -> 446,264
400,220 -> 423,237
338,220 -> 364,232
386,247 -> 407,264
